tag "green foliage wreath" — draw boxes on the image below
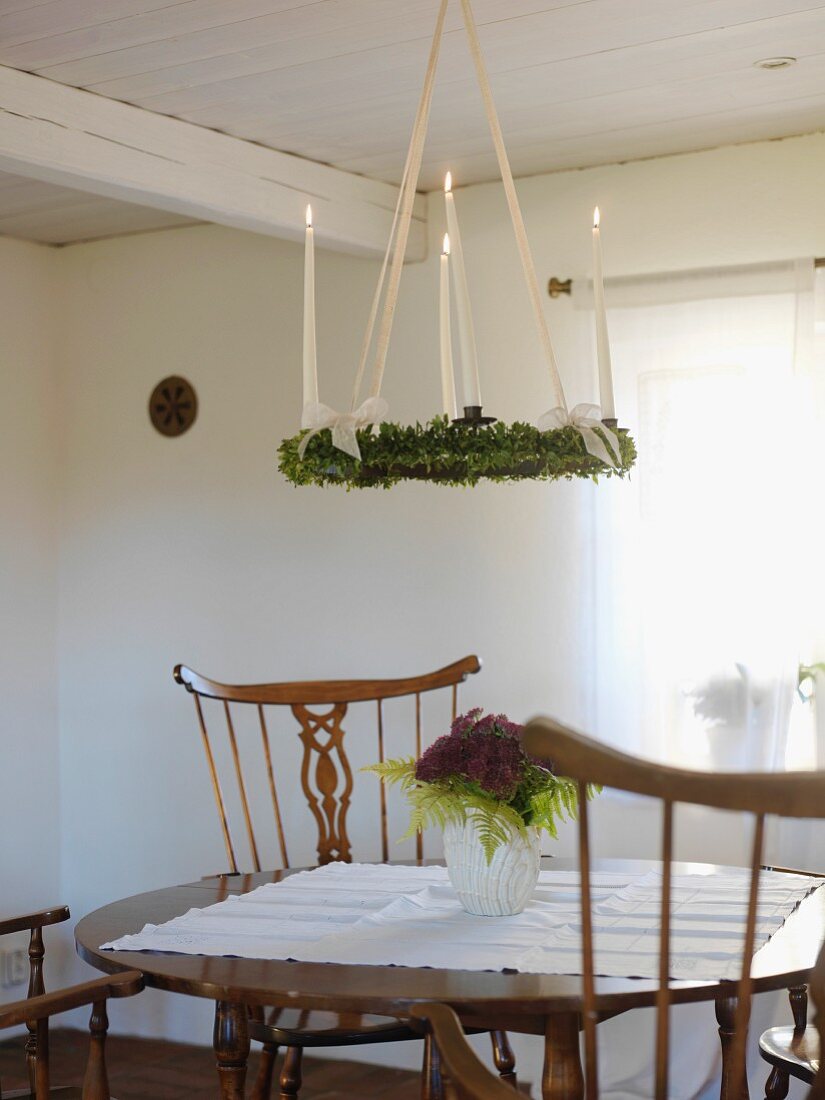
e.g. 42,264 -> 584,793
279,416 -> 636,489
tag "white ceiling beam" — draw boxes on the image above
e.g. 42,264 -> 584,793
0,65 -> 427,259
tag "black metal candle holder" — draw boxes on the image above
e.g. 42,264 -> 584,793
452,405 -> 497,426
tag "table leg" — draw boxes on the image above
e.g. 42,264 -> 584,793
542,1012 -> 584,1100
214,1000 -> 250,1100
716,996 -> 750,1100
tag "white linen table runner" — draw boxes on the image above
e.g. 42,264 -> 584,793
101,863 -> 823,982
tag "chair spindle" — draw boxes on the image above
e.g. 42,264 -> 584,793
224,701 -> 261,872
193,694 -> 238,873
655,799 -> 674,1100
377,700 -> 389,863
415,693 -> 423,861
258,705 -> 289,869
26,925 -> 45,1092
729,812 -> 766,1100
577,780 -> 598,1100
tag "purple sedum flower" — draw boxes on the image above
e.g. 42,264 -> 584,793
415,709 -> 554,804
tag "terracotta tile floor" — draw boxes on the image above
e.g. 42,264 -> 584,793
0,1029 -> 425,1099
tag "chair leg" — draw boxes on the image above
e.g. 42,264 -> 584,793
764,1066 -> 790,1100
422,1032 -> 446,1100
279,1046 -> 303,1100
789,985 -> 808,1032
490,1030 -> 518,1087
250,1041 -> 279,1100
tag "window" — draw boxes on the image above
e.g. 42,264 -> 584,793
583,260 -> 820,772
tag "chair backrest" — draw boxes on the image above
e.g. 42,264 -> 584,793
174,655 -> 481,872
523,717 -> 825,1100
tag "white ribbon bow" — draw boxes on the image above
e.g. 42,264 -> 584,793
298,397 -> 389,461
537,402 -> 622,469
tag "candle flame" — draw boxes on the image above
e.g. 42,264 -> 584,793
593,205 -> 600,229
442,233 -> 450,255
444,171 -> 452,193
305,204 -> 312,228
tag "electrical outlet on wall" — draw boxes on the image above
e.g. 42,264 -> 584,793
0,933 -> 29,997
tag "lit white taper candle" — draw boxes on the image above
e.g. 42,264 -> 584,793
302,204 -> 318,412
444,173 -> 481,409
439,234 -> 457,419
591,206 -> 615,420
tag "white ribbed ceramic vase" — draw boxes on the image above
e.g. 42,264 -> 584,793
443,818 -> 541,916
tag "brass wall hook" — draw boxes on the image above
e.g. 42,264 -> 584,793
547,277 -> 572,298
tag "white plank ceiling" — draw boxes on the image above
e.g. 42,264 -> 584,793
0,0 -> 824,243
0,166 -> 196,242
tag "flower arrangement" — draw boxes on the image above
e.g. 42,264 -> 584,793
279,416 -> 636,489
365,708 -> 596,862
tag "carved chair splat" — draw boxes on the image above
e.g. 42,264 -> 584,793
174,656 -> 517,1100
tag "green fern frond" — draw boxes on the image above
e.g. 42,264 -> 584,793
528,775 -> 584,839
470,806 -> 513,862
399,782 -> 467,840
364,750 -> 600,862
362,757 -> 417,790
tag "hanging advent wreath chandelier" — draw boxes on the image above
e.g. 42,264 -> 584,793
278,0 -> 637,489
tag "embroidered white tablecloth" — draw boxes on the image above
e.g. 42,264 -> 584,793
101,862 -> 822,982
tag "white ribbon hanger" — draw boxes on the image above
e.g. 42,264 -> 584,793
299,397 -> 389,461
296,0 -> 579,465
537,403 -> 622,469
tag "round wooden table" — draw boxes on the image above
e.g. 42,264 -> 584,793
75,859 -> 824,1100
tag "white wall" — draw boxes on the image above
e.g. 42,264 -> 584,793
52,220 -> 596,1049
0,237 -> 64,995
2,130 -> 825,1085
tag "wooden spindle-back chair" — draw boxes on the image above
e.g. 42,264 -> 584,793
521,717 -> 825,1100
808,939 -> 825,1098
411,727 -> 825,1100
0,907 -> 143,1097
174,655 -> 481,871
759,895 -> 818,1098
173,655 -> 517,1100
0,907 -> 69,1091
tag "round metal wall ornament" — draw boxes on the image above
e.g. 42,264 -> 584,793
149,376 -> 198,437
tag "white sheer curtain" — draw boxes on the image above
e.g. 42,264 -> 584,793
584,259 -> 817,778
571,259 -> 821,1100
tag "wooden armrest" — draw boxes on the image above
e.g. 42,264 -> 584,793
0,906 -> 70,938
0,972 -> 143,1030
410,1004 -> 519,1100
